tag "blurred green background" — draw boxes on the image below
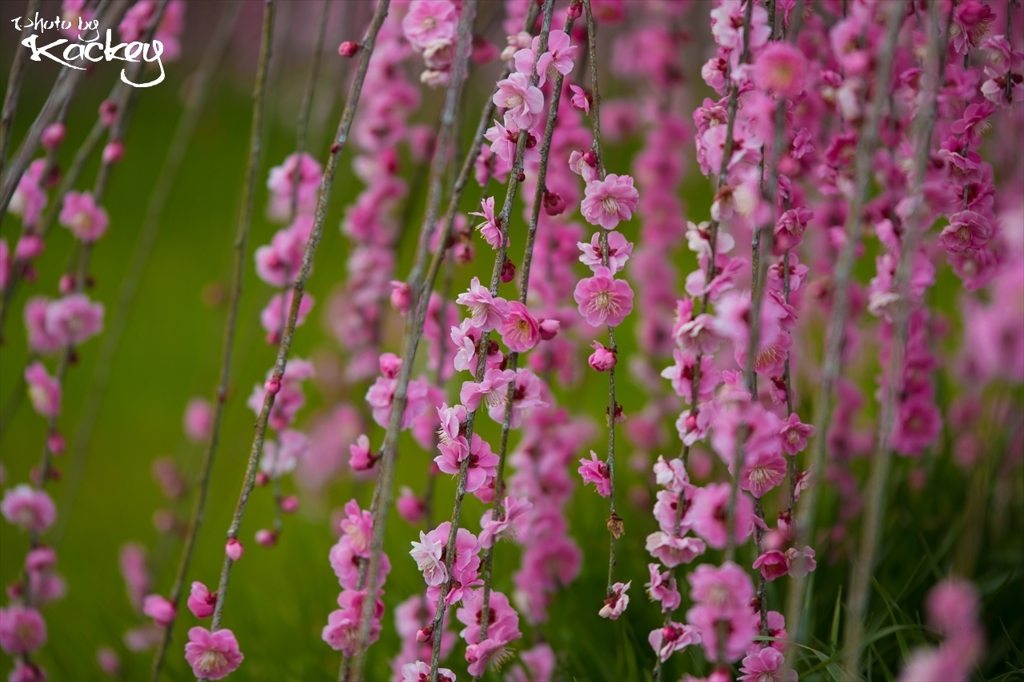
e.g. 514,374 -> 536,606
1,3 -> 1023,681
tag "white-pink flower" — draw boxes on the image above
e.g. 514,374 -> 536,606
581,174 -> 640,230
492,72 -> 545,129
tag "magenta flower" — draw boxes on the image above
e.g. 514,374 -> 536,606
0,606 -> 46,655
260,290 -> 314,343
753,43 -> 807,98
574,266 -> 634,327
25,362 -> 61,419
401,0 -> 457,50
470,196 -> 503,249
739,450 -> 787,498
688,483 -> 756,549
142,594 -> 176,628
780,413 -> 814,455
435,433 -> 497,493
581,174 -> 640,230
752,550 -> 790,581
254,216 -> 312,286
599,581 -> 631,620
59,191 -> 109,242
488,369 -> 547,427
578,230 -> 633,274
266,153 -> 323,221
492,72 -> 544,129
500,301 -> 540,352
187,582 -> 217,619
456,277 -> 510,331
184,626 -> 244,680
396,487 -> 426,525
648,622 -> 701,662
1,485 -> 56,533
939,210 -> 993,252
348,434 -> 376,471
578,450 -> 611,497
44,293 -> 104,346
739,646 -> 797,682
589,341 -> 617,372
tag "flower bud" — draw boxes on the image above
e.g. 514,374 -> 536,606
15,234 -> 44,261
338,41 -> 360,57
99,100 -> 118,127
542,190 -> 566,216
568,0 -> 583,19
225,538 -> 244,561
58,274 -> 75,295
390,280 -> 412,314
264,376 -> 281,395
256,471 -> 270,487
378,352 -> 402,379
255,529 -> 277,547
500,257 -> 516,283
41,123 -> 65,150
102,141 -> 124,164
280,495 -> 299,513
538,318 -> 561,340
588,341 -> 616,372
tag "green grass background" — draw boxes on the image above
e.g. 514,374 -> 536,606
1,41 -> 1022,682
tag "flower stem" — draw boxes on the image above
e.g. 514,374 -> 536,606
842,3 -> 946,675
0,0 -> 41,184
782,0 -> 904,652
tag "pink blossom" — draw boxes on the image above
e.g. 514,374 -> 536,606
514,31 -> 577,87
260,290 -> 314,343
752,550 -> 790,581
492,72 -> 545,129
397,487 -> 426,524
479,496 -> 533,548
460,368 -> 515,412
588,341 -> 616,372
500,301 -> 540,352
183,397 -> 213,444
578,451 -> 611,497
646,563 -> 681,612
780,413 -> 814,455
581,174 -> 640,230
753,43 -> 807,98
142,595 -> 176,628
9,159 -> 47,226
599,581 -> 631,619
0,606 -> 46,655
486,369 -> 546,427
401,661 -> 455,682
578,231 -> 633,273
254,216 -> 313,286
184,626 -> 244,680
569,150 -> 599,183
926,578 -> 979,636
574,266 -> 634,327
939,210 -> 993,252
25,547 -> 57,575
436,433 -> 497,493
8,661 -> 46,682
645,532 -> 707,567
648,622 -> 701,662
470,196 -> 503,249
740,450 -> 787,498
456,277 -> 510,331
410,530 -> 448,586
25,362 -> 61,419
348,434 -> 376,471
187,582 -> 216,619
44,294 -> 104,346
688,483 -> 756,549
225,538 -> 243,561
739,646 -> 797,682
260,430 -> 309,478
96,647 -> 120,677
451,319 -> 481,373
401,0 -> 457,50
266,153 -> 323,221
1,485 -> 56,533
59,191 -> 109,242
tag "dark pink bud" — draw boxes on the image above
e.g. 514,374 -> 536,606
538,318 -> 560,340
225,538 -> 244,561
280,495 -> 299,513
58,274 -> 75,295
684,413 -> 698,431
99,100 -> 118,127
41,123 -> 65,150
516,170 -> 526,183
378,352 -> 402,379
583,150 -> 598,167
255,529 -> 277,547
15,234 -> 44,260
338,41 -> 360,57
102,140 -> 124,164
542,190 -> 566,216
330,142 -> 341,154
568,0 -> 583,19
588,341 -> 616,372
264,376 -> 281,395
390,280 -> 412,313
256,471 -> 270,487
47,430 -> 65,455
416,626 -> 433,643
500,257 -> 516,283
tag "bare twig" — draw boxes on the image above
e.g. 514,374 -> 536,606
0,0 -> 41,183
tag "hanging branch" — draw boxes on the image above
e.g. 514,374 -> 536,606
0,0 -> 42,183
206,0 -> 391,645
782,0 -> 905,650
842,1 -> 947,674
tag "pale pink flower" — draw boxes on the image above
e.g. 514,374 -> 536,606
645,532 -> 707,567
96,647 -> 120,677
577,231 -> 633,273
184,626 -> 244,680
25,298 -> 63,354
581,174 -> 640,230
402,0 -> 457,50
397,487 -> 426,524
8,159 -> 47,227
348,434 -> 376,471
460,368 -> 516,412
451,319 -> 481,373
456,277 -> 510,331
569,84 -> 591,113
648,622 -> 701,662
25,362 -> 61,419
410,530 -> 448,586
588,341 -> 616,372
254,216 -> 313,286
487,369 -> 546,427
569,149 -> 599,182
1,485 -> 56,533
266,153 -> 323,221
500,301 -> 540,352
44,294 -> 104,346
926,578 -> 979,636
142,595 -> 176,628
739,646 -> 797,682
479,496 -> 533,548
784,546 -> 817,578
513,31 -> 577,86
0,606 -> 46,655
574,266 -> 634,327
401,661 -> 456,682
187,582 -> 216,619
599,581 -> 630,619
260,290 -> 314,343
688,483 -> 756,549
578,451 -> 611,497
470,196 -> 503,249
740,450 -> 787,498
780,413 -> 814,455
753,43 -> 807,98
646,563 -> 681,612
184,397 -> 213,443
436,433 -> 497,493
59,191 -> 109,242
492,72 -> 545,129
